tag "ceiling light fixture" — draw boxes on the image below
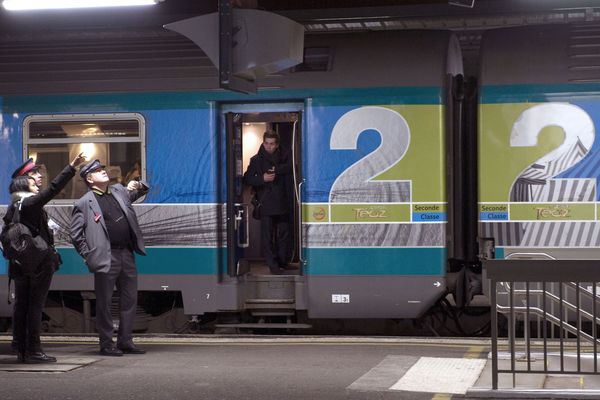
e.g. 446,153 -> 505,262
2,0 -> 161,11
449,0 -> 475,8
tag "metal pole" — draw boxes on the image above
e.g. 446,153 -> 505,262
491,279 -> 499,390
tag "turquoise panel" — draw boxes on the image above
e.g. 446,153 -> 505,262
495,247 -> 505,260
3,87 -> 442,113
481,83 -> 600,103
55,247 -> 222,275
304,247 -> 445,276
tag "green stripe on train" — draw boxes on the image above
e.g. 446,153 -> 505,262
481,83 -> 600,103
304,247 -> 446,275
56,248 -> 222,275
47,247 -> 447,276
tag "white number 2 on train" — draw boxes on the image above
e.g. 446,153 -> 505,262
509,103 -> 595,198
329,106 -> 411,203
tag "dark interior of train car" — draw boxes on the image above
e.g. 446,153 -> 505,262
239,112 -> 302,275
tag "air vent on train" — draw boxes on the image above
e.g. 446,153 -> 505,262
291,47 -> 332,72
569,23 -> 600,82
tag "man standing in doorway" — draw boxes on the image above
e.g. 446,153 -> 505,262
244,131 -> 293,275
70,160 -> 148,356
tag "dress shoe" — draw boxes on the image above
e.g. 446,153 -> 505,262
10,341 -> 19,355
269,267 -> 284,275
100,346 -> 123,357
117,344 -> 146,354
24,352 -> 57,363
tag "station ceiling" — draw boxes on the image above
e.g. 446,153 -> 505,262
1,0 -> 600,34
0,0 -> 599,94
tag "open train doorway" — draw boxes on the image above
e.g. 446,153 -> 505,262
223,105 -> 303,277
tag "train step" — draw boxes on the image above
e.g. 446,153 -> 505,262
245,298 -> 295,310
214,323 -> 312,329
246,298 -> 294,304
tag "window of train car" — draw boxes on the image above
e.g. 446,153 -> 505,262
23,113 -> 145,202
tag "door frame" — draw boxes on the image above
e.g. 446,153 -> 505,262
220,102 -> 305,277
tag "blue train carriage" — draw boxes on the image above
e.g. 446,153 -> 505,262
0,30 -> 462,324
479,24 -> 600,261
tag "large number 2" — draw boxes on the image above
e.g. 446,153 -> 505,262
329,106 -> 411,203
510,103 -> 595,200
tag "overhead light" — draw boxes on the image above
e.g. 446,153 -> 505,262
449,0 -> 475,8
2,0 -> 161,11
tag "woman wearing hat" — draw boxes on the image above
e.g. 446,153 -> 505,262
2,153 -> 86,363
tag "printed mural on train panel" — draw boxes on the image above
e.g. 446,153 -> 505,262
303,104 -> 446,249
1,101 -> 448,276
480,101 -> 600,247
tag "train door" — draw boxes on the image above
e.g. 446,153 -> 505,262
223,105 -> 303,277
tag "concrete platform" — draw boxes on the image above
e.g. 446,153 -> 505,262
469,352 -> 600,398
0,355 -> 98,372
0,335 -> 597,399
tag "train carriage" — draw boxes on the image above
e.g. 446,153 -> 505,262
479,24 -> 600,261
0,30 -> 465,327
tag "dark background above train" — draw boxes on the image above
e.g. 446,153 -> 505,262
2,0 -> 600,95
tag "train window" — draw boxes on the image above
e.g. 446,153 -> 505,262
23,113 -> 145,201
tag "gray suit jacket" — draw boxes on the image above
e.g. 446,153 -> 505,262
70,184 -> 147,273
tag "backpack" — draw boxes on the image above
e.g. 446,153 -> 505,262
0,201 -> 50,276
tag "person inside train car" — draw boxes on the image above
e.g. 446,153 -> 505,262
3,153 -> 86,363
70,159 -> 148,357
243,130 -> 294,275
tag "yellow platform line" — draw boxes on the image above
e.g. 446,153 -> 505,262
464,345 -> 486,359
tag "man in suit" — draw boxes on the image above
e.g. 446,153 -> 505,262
70,159 -> 148,356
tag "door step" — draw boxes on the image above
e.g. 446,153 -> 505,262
214,323 -> 312,329
245,298 -> 295,311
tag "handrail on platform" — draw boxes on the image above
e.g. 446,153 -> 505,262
484,258 -> 600,390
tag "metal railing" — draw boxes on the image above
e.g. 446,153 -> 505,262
485,259 -> 600,390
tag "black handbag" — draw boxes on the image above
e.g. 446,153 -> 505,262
251,193 -> 262,220
0,201 -> 50,276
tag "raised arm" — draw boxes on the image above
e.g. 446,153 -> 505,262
22,153 -> 86,208
126,180 -> 149,202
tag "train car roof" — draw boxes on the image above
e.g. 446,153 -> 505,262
480,23 -> 600,85
0,29 -> 461,96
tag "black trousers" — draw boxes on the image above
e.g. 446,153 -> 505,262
94,248 -> 138,349
12,266 -> 53,353
260,214 -> 291,271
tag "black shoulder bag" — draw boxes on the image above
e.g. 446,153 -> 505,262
250,190 -> 263,220
0,200 -> 50,276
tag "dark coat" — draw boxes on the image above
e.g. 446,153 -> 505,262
70,184 -> 148,273
3,164 -> 76,245
2,164 -> 76,277
243,146 -> 292,216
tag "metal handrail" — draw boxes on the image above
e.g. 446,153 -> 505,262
501,287 -> 600,324
496,303 -> 599,344
486,258 -> 600,390
504,252 -> 556,260
297,179 -> 306,266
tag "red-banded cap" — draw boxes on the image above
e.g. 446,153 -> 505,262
11,158 -> 40,179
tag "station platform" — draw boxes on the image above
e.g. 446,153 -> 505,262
1,335 -> 599,400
